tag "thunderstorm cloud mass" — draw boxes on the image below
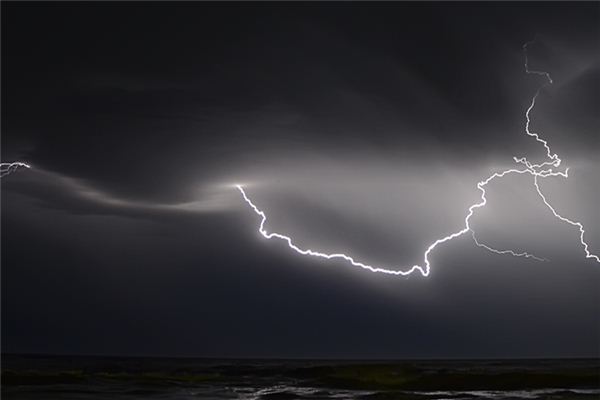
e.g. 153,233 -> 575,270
1,3 -> 599,359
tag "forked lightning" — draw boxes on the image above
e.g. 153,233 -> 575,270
1,162 -> 30,178
237,40 -> 600,276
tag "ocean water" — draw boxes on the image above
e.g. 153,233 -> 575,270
2,355 -> 599,399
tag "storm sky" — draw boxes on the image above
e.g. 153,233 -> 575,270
2,2 -> 599,358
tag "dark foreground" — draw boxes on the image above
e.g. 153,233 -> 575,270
2,355 -> 599,399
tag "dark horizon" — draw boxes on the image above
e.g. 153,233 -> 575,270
4,352 -> 600,362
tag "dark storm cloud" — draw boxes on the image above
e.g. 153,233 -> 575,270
4,3 -> 597,203
2,2 -> 599,358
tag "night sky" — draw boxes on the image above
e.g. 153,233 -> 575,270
2,2 -> 599,359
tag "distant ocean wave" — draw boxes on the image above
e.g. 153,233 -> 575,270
2,355 -> 599,399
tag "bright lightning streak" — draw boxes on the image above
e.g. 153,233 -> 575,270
0,162 -> 31,178
236,38 -> 599,276
517,39 -> 599,264
471,231 -> 546,262
1,41 -> 592,274
238,184 -> 426,276
534,175 -> 600,263
237,167 -> 543,276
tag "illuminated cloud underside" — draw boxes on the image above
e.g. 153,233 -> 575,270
237,40 -> 600,277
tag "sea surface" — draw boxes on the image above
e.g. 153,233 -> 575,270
2,355 -> 599,400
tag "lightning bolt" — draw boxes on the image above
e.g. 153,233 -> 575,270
1,162 -> 31,178
534,174 -> 600,263
236,38 -> 599,276
516,39 -> 599,264
0,40 -> 596,272
471,231 -> 546,262
237,184 -> 428,276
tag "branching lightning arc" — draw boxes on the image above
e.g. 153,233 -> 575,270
237,39 -> 600,276
1,162 -> 30,178
1,40 -> 597,272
